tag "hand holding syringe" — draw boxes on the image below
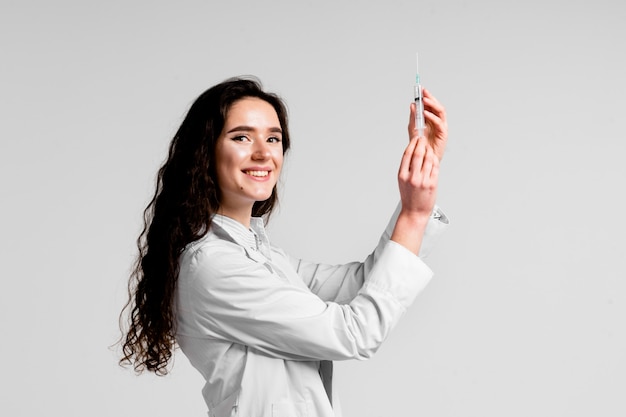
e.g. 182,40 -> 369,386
410,53 -> 449,161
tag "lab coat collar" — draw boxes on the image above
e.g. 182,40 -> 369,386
210,214 -> 273,261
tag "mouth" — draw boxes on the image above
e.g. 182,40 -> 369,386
243,170 -> 270,177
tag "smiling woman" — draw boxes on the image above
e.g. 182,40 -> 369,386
119,76 -> 449,417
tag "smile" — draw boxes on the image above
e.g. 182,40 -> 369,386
244,170 -> 270,177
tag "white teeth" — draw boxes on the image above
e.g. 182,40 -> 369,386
245,170 -> 269,177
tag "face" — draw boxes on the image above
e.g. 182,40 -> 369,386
215,97 -> 284,220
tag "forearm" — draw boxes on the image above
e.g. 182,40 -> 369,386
390,210 -> 431,256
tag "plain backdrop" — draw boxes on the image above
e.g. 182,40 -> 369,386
1,0 -> 625,416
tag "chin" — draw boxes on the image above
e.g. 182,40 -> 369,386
252,188 -> 275,201
255,193 -> 273,202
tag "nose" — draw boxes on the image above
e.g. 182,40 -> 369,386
251,140 -> 271,160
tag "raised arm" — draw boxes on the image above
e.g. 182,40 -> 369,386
293,89 -> 449,301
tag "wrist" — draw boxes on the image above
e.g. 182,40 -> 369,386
397,209 -> 431,227
390,211 -> 431,255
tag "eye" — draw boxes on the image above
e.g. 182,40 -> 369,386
231,135 -> 249,142
267,136 -> 282,143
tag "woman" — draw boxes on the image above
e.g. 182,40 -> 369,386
120,77 -> 449,416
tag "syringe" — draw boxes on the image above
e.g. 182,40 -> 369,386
414,53 -> 425,137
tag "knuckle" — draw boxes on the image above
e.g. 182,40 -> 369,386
409,176 -> 422,188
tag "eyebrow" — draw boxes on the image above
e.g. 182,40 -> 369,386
226,125 -> 283,134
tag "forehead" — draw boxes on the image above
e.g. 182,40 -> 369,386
225,97 -> 279,125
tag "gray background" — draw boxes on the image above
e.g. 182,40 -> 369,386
1,0 -> 625,416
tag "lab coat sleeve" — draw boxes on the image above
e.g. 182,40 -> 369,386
291,204 -> 449,303
177,238 -> 433,362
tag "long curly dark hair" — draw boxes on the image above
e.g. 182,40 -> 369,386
119,77 -> 291,375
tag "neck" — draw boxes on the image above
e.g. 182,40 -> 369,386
217,205 -> 253,229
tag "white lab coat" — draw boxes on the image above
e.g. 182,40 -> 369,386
175,205 -> 448,416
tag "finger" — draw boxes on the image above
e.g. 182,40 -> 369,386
423,88 -> 447,123
399,136 -> 419,179
420,148 -> 440,193
423,160 -> 440,193
407,102 -> 417,137
422,87 -> 440,103
410,136 -> 427,175
420,146 -> 434,178
428,154 -> 440,187
423,100 -> 446,125
424,108 -> 447,133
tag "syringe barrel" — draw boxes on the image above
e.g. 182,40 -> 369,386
414,84 -> 425,136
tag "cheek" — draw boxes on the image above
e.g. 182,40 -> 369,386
273,150 -> 284,171
216,145 -> 247,174
215,151 -> 234,190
